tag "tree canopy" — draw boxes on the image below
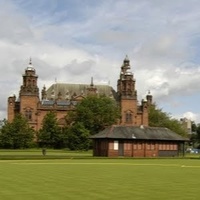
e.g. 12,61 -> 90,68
189,122 -> 200,148
149,104 -> 188,137
0,114 -> 34,149
38,111 -> 63,148
64,122 -> 90,151
67,95 -> 120,135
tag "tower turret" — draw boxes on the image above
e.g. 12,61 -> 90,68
87,77 -> 97,95
7,95 -> 17,122
19,59 -> 39,129
19,58 -> 39,97
117,55 -> 137,99
146,90 -> 153,106
117,56 -> 150,126
41,85 -> 47,100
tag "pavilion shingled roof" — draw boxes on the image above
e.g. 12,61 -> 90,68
90,125 -> 189,141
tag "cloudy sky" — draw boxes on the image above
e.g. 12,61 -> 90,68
1,0 -> 200,123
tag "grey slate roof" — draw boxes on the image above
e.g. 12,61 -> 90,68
46,83 -> 117,100
90,125 -> 189,141
41,100 -> 78,106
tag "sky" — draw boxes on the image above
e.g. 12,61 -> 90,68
1,0 -> 200,123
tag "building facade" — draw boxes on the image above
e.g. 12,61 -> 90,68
91,125 -> 188,157
117,56 -> 152,126
180,118 -> 192,135
7,56 -> 151,131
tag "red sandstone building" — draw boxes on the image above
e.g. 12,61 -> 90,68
7,56 -> 187,157
90,56 -> 187,157
7,56 -> 150,130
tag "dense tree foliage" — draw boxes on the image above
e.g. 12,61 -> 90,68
38,112 -> 63,148
67,96 -> 120,135
149,104 -> 188,137
1,97 -> 192,150
64,122 -> 90,150
189,122 -> 200,148
62,96 -> 120,150
0,114 -> 34,149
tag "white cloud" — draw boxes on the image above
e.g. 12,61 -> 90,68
1,0 -> 200,123
174,111 -> 200,124
183,112 -> 197,122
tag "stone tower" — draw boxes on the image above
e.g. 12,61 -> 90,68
7,95 -> 17,122
19,59 -> 39,129
117,56 -> 151,126
87,77 -> 97,96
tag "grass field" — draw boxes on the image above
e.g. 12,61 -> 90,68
0,154 -> 200,200
0,149 -> 92,159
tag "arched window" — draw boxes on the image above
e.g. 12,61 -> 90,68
25,110 -> 32,121
125,112 -> 132,123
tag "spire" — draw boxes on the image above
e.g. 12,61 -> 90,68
26,57 -> 35,71
90,77 -> 94,87
87,77 -> 97,95
29,57 -> 32,65
122,55 -> 130,70
124,55 -> 129,62
146,90 -> 153,106
41,85 -> 47,100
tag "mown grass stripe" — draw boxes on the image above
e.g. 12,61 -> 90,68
0,155 -> 200,199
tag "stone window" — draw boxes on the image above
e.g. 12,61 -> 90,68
25,110 -> 32,121
125,112 -> 132,123
28,79 -> 31,86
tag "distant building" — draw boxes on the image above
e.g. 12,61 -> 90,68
7,56 -> 151,131
180,118 -> 192,134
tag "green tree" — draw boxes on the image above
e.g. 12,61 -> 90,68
0,114 -> 34,149
149,104 -> 187,137
64,122 -> 90,150
68,95 -> 120,135
191,121 -> 197,133
188,122 -> 200,148
38,111 -> 63,148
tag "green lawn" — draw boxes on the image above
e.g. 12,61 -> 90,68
0,149 -> 92,159
0,158 -> 200,200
